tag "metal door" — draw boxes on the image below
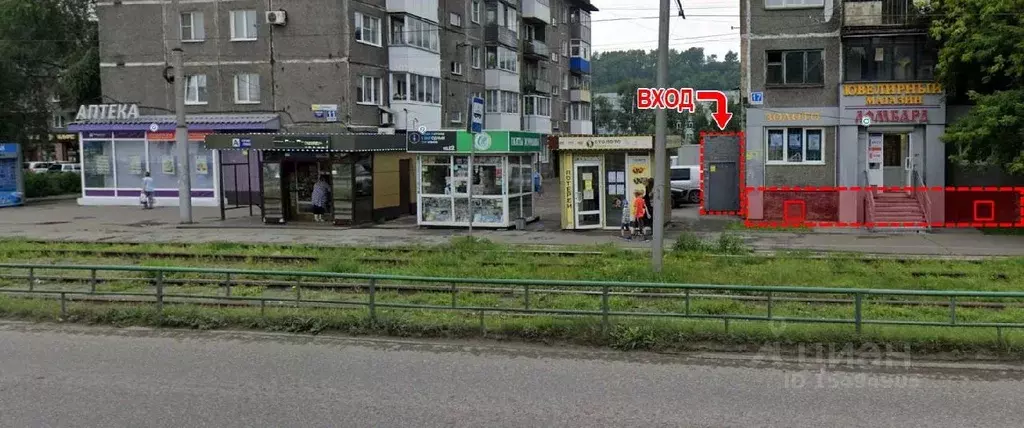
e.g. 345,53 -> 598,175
705,162 -> 739,212
702,134 -> 741,212
574,163 -> 602,228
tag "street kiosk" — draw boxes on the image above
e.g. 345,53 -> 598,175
409,130 -> 544,228
555,135 -> 680,230
0,142 -> 24,207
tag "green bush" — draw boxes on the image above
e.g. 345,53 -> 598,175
24,172 -> 80,198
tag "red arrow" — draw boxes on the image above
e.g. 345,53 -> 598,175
696,90 -> 733,130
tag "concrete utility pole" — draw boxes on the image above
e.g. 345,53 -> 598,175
172,47 -> 192,223
651,0 -> 671,272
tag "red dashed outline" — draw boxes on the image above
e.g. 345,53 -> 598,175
742,186 -> 1024,228
698,131 -> 745,216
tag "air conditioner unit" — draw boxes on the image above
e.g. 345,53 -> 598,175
265,11 -> 286,25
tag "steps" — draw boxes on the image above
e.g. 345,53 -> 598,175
870,192 -> 928,232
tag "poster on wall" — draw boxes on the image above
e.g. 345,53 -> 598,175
161,156 -> 175,174
129,156 -> 143,174
868,133 -> 884,163
627,156 -> 651,197
94,156 -> 111,174
195,156 -> 209,175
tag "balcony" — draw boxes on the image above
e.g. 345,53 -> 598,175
569,120 -> 593,135
524,78 -> 552,94
485,24 -> 519,49
569,88 -> 591,102
524,39 -> 549,60
386,0 -> 438,22
844,0 -> 927,32
569,57 -> 590,74
522,0 -> 551,24
523,115 -> 552,134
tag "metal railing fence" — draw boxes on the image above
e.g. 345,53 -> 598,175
0,263 -> 1022,339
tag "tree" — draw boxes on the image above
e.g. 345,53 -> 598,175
927,0 -> 1024,172
592,95 -> 617,134
591,47 -> 740,93
0,0 -> 100,144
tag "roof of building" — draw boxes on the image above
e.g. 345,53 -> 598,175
67,114 -> 281,132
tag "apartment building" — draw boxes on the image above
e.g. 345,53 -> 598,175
91,0 -> 595,135
741,0 -> 948,226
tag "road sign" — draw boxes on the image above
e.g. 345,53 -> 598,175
749,91 -> 764,105
470,97 -> 484,133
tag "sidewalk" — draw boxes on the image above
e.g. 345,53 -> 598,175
1,199 -> 1024,256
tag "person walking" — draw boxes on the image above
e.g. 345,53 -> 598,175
533,170 -> 543,194
643,178 -> 655,241
310,174 -> 330,223
141,171 -> 154,209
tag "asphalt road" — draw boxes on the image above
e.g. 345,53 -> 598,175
0,323 -> 1022,428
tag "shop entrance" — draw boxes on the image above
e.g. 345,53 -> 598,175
573,160 -> 603,229
281,158 -> 332,222
882,133 -> 912,188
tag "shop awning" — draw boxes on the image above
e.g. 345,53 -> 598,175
205,133 -> 408,152
67,114 -> 281,132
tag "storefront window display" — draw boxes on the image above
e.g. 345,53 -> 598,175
114,139 -> 146,190
191,141 -> 215,190
147,140 -> 179,189
82,139 -> 114,188
417,154 -> 536,227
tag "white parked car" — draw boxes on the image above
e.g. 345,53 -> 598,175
670,165 -> 701,206
24,162 -> 55,173
47,163 -> 81,173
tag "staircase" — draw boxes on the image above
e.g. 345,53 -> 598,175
869,192 -> 928,233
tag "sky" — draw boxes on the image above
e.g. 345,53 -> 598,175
589,0 -> 741,59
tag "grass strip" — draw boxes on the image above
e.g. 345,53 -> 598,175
1,295 -> 1022,358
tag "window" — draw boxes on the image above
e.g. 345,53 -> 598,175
563,103 -> 569,122
358,76 -> 382,105
562,40 -> 569,58
571,103 -> 591,121
570,40 -> 591,60
471,46 -> 481,69
485,90 -> 520,114
571,74 -> 590,90
180,12 -> 205,42
184,74 -> 207,105
229,10 -> 258,41
765,0 -> 825,9
765,50 -> 823,86
354,12 -> 382,46
471,1 -> 481,23
551,50 -> 558,62
51,112 -> 65,128
391,74 -> 407,100
671,168 -> 691,181
485,46 -> 518,73
234,73 -> 260,104
450,12 -> 462,27
524,96 -> 551,117
486,2 -> 517,33
390,15 -> 439,52
844,36 -> 936,82
562,73 -> 569,90
451,61 -> 463,75
450,111 -> 463,123
393,73 -> 441,104
766,128 -> 824,164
